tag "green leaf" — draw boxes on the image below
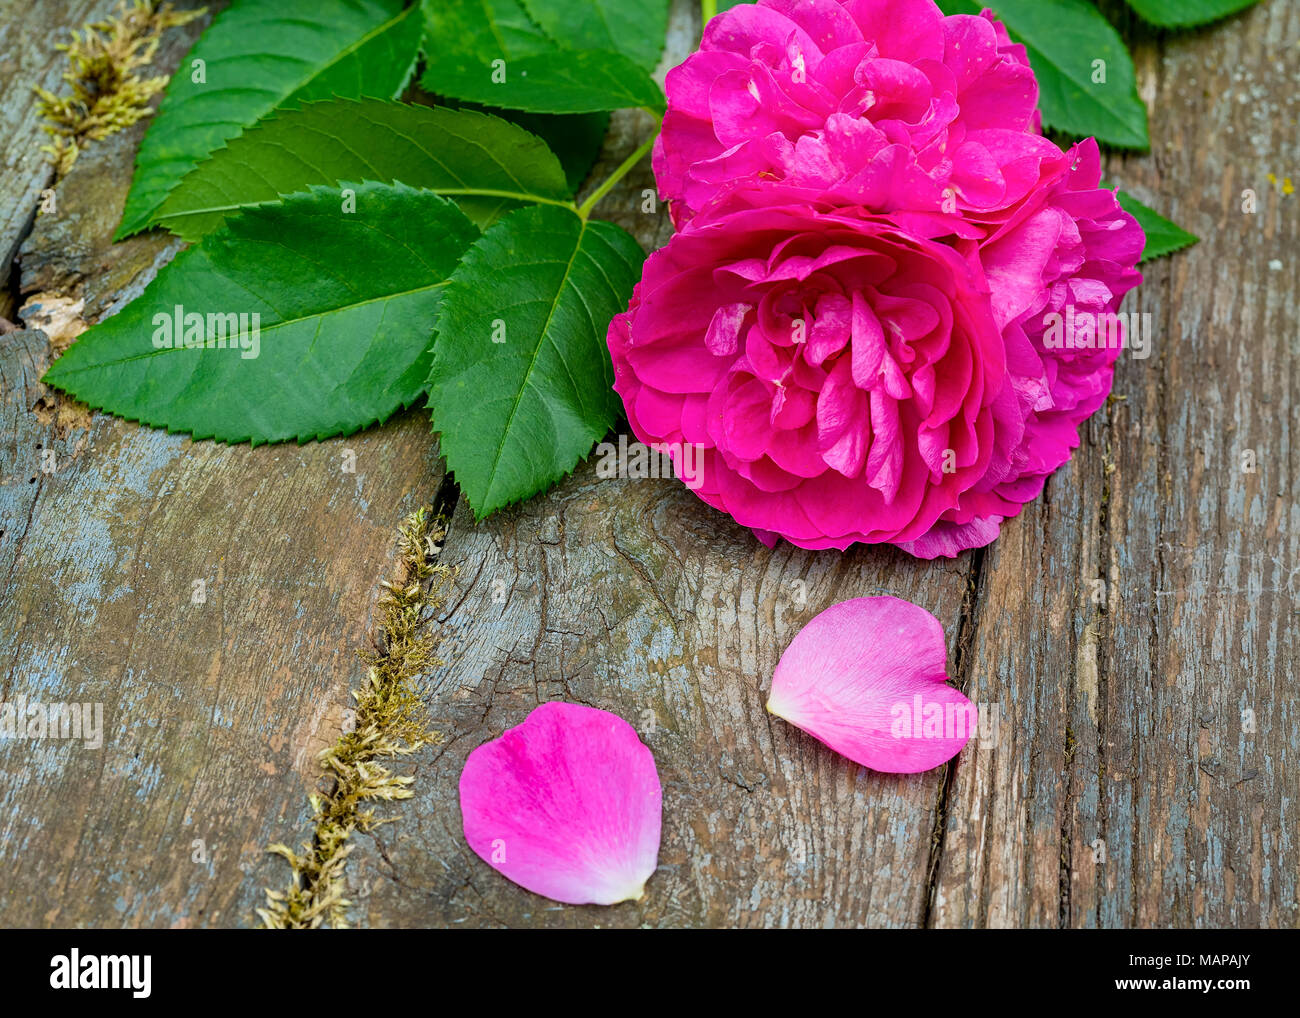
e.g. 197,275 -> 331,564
501,110 -> 611,192
427,205 -> 645,517
420,0 -> 665,114
1125,0 -> 1260,28
433,98 -> 610,193
116,0 -> 423,240
519,0 -> 670,72
938,0 -> 1149,149
1117,190 -> 1198,262
47,183 -> 478,443
150,99 -> 572,241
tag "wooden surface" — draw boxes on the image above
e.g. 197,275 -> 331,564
0,0 -> 106,289
0,0 -> 442,928
1,0 -> 1296,928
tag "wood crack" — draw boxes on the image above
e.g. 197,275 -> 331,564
922,544 -> 987,928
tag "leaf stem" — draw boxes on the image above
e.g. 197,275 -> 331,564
576,116 -> 660,220
702,0 -> 717,25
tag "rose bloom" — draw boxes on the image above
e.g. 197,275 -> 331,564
654,0 -> 1059,227
607,138 -> 1142,557
900,138 -> 1144,556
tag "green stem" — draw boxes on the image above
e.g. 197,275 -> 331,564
576,116 -> 661,220
702,0 -> 717,25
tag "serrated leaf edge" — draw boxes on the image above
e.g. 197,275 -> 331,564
115,2 -> 422,240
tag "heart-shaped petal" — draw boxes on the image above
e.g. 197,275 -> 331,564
767,596 -> 975,773
459,702 -> 662,905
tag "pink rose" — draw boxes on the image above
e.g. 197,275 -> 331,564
616,0 -> 1146,557
608,142 -> 1142,557
608,183 -> 1019,551
898,138 -> 1143,557
654,0 -> 1059,227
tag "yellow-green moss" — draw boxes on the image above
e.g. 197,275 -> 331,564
34,1 -> 204,179
257,507 -> 451,930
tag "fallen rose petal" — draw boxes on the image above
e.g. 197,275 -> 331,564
459,701 -> 662,905
767,596 -> 975,773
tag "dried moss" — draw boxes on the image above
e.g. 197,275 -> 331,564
257,507 -> 451,930
34,1 -> 204,179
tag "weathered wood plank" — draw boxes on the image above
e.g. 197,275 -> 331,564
2,0 -> 1294,930
344,464 -> 972,928
332,1 -> 963,928
930,0 -> 1300,928
0,324 -> 441,927
0,3 -> 444,927
0,0 -> 112,290
14,0 -> 218,313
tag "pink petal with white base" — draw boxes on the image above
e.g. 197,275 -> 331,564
767,597 -> 974,773
459,701 -> 662,905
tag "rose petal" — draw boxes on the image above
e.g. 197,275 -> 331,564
459,702 -> 662,905
767,597 -> 975,772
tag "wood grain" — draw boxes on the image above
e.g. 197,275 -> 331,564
0,0 -> 111,290
0,322 -> 442,927
930,0 -> 1300,928
345,464 -> 973,928
0,2 -> 444,927
0,0 -> 1295,929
